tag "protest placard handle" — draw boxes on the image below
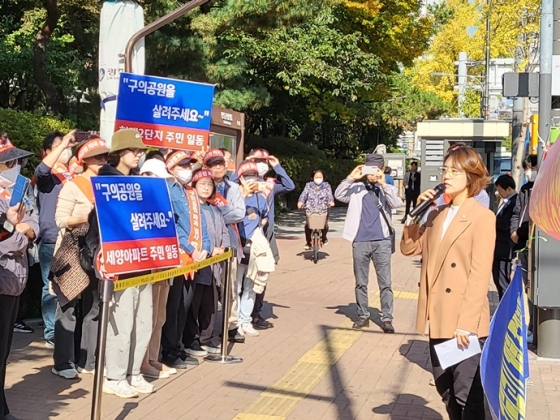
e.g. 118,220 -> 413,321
206,248 -> 243,364
91,279 -> 114,420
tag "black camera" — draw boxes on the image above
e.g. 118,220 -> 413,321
0,212 -> 15,241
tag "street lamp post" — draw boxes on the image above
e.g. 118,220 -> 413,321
483,0 -> 492,120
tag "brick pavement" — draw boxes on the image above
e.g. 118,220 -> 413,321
4,208 -> 559,419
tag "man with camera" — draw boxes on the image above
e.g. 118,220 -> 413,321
335,154 -> 402,333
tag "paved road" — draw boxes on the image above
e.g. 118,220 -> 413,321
5,207 -> 558,419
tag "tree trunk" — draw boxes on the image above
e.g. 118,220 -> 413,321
511,97 -> 529,190
33,0 -> 66,115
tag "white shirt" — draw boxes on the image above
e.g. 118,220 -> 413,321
496,192 -> 517,216
441,205 -> 460,240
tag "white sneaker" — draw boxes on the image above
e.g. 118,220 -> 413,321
77,367 -> 95,375
129,374 -> 156,394
51,367 -> 78,379
103,379 -> 139,398
241,323 -> 260,337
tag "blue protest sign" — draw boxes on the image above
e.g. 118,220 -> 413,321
92,176 -> 181,275
115,72 -> 215,151
481,265 -> 529,420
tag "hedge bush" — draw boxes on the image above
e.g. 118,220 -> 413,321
0,108 -> 74,176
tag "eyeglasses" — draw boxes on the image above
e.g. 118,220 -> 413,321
126,148 -> 145,156
208,161 -> 226,168
438,167 -> 465,178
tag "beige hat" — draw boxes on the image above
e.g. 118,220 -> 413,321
110,129 -> 147,153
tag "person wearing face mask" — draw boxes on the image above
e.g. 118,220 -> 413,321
0,138 -> 39,420
235,161 -> 270,338
510,153 -> 538,343
138,158 -> 178,380
240,149 -> 294,330
335,154 -> 402,334
297,170 -> 335,250
203,149 -> 246,344
50,137 -> 110,380
89,129 -> 155,398
34,130 -> 77,349
160,150 -> 212,369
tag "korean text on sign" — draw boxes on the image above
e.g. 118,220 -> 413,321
115,73 -> 215,152
92,176 -> 181,275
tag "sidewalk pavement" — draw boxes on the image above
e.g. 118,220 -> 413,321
5,208 -> 559,419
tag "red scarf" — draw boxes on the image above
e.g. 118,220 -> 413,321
52,162 -> 72,184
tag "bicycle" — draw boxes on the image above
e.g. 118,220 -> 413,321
306,212 -> 328,264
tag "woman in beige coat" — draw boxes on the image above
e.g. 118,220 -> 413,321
401,145 -> 495,419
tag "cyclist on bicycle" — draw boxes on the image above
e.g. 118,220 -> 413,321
297,170 -> 334,250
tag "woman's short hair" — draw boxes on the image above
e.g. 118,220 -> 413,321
444,144 -> 491,197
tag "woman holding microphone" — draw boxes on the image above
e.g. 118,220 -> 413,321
401,144 -> 494,419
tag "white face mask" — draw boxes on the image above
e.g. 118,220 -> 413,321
176,169 -> 193,185
0,163 -> 21,188
525,170 -> 537,182
59,148 -> 72,164
244,176 -> 259,183
256,162 -> 269,177
314,178 -> 323,185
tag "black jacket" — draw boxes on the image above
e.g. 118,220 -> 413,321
403,171 -> 421,196
510,182 -> 533,251
494,193 -> 517,260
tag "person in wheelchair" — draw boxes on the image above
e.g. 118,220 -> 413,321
297,170 -> 334,250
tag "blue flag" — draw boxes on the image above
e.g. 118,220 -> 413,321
481,265 -> 530,419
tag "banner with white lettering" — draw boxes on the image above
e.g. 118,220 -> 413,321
92,176 -> 180,275
115,72 -> 215,152
480,265 -> 529,420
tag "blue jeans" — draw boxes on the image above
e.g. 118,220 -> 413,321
235,263 -> 255,325
39,241 -> 56,341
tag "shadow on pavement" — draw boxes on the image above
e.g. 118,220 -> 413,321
296,250 -> 330,262
7,364 -> 88,419
327,303 -> 384,329
115,402 -> 139,420
372,394 -> 443,419
398,339 -> 432,373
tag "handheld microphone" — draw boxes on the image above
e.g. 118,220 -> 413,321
409,183 -> 446,219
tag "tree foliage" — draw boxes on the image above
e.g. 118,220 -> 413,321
410,0 -> 540,114
0,0 -> 443,157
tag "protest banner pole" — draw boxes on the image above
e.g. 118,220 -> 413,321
124,0 -> 210,73
91,278 -> 114,420
206,248 -> 243,364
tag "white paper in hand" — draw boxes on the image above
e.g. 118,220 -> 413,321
434,335 -> 481,370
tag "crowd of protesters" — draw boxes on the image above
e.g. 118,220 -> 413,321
0,126 -> 541,419
0,127 -> 297,415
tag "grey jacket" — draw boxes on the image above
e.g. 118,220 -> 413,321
0,197 -> 40,296
335,179 -> 402,242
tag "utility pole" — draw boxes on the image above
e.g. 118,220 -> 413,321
511,48 -> 526,189
538,0 -> 553,163
535,0 -> 559,359
457,52 -> 468,117
483,0 -> 492,120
